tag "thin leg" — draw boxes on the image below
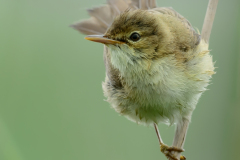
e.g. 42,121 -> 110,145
154,123 -> 164,145
172,118 -> 190,160
154,123 -> 185,160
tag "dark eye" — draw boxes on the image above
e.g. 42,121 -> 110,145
130,32 -> 141,42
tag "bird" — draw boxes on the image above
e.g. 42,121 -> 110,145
71,0 -> 215,159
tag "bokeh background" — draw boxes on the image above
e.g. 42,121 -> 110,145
0,0 -> 239,160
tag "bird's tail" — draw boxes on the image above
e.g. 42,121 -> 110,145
70,0 -> 158,35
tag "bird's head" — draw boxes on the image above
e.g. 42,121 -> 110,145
85,10 -> 163,71
85,9 -> 199,73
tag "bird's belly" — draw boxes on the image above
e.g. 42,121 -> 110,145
102,41 -> 214,125
103,78 -> 196,125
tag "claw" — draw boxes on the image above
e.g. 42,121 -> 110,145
160,144 -> 186,160
165,153 -> 178,160
166,146 -> 185,152
180,155 -> 186,160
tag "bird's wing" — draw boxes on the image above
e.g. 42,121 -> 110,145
153,7 -> 201,46
103,46 -> 122,88
71,0 -> 158,35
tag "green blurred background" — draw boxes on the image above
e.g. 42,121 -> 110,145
0,0 -> 239,160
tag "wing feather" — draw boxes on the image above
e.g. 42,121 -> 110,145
153,7 -> 201,46
103,46 -> 122,88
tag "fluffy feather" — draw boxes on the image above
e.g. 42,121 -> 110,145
102,40 -> 214,125
72,1 -> 214,125
72,1 -> 215,159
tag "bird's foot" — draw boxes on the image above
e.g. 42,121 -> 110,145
160,144 -> 186,160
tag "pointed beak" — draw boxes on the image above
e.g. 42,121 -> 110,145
85,35 -> 124,45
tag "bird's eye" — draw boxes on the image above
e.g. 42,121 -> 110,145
130,32 -> 141,42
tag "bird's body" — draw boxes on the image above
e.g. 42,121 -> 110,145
102,9 -> 214,125
72,1 -> 216,159
103,40 -> 213,126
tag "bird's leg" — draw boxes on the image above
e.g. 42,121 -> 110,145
171,118 -> 190,160
154,123 -> 185,160
153,123 -> 164,146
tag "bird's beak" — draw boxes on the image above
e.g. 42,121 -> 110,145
85,35 -> 124,45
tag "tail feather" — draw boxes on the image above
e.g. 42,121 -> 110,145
107,0 -> 130,14
87,5 -> 113,28
70,17 -> 106,35
132,0 -> 157,9
71,0 -> 158,35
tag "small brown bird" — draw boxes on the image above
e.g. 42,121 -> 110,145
71,0 -> 217,160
